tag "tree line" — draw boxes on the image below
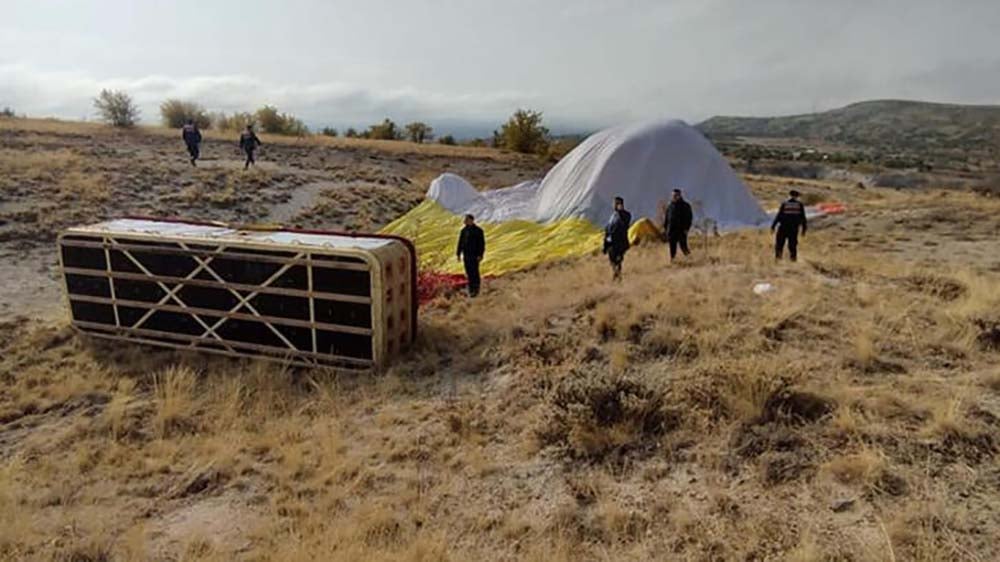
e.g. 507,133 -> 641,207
92,89 -> 561,155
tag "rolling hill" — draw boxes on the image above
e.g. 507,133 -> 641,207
698,99 -> 1000,154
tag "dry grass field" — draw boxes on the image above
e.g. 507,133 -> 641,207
1,118 -> 999,561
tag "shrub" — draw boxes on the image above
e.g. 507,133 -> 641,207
367,118 -> 402,140
545,136 -> 583,161
498,109 -> 550,154
404,122 -> 433,143
159,99 -> 210,129
344,127 -> 359,138
0,107 -> 14,119
438,134 -> 457,145
255,105 -> 308,136
212,111 -> 254,132
321,127 -> 338,137
536,368 -> 679,461
93,89 -> 139,128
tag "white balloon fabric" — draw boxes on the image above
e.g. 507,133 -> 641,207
426,119 -> 769,230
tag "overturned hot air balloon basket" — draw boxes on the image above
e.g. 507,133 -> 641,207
58,218 -> 418,371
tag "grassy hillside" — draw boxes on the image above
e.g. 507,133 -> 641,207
699,100 -> 1000,154
2,117 -> 1000,560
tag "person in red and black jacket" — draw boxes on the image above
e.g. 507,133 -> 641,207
456,214 -> 485,297
771,189 -> 807,261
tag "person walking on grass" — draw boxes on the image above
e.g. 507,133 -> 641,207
239,124 -> 262,170
181,119 -> 202,166
456,214 -> 486,297
772,189 -> 807,261
603,196 -> 632,282
664,188 -> 693,261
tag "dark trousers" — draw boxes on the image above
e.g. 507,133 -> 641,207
463,257 -> 481,296
244,149 -> 256,169
608,250 -> 625,281
775,227 -> 799,261
186,142 -> 199,164
668,230 -> 690,259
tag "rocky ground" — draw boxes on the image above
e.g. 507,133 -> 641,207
1,118 -> 999,561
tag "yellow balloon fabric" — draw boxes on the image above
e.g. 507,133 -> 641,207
380,201 -> 664,276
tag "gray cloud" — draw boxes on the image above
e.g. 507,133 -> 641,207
2,0 -> 999,135
0,64 -> 540,134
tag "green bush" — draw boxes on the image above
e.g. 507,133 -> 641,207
404,122 -> 433,143
255,105 -> 308,136
0,107 -> 15,118
497,109 -> 550,154
438,134 -> 456,145
344,127 -> 359,138
94,89 -> 139,128
321,127 -> 338,137
367,118 -> 402,140
159,99 -> 210,128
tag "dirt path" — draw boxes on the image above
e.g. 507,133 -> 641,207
265,181 -> 338,224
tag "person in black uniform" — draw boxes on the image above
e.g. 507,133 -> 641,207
771,189 -> 807,261
663,188 -> 693,261
181,119 -> 202,166
239,125 -> 262,169
603,196 -> 632,281
456,214 -> 486,297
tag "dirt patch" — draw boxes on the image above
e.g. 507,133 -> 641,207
145,494 -> 264,558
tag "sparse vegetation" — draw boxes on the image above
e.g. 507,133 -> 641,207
211,111 -> 255,132
320,126 -> 338,137
1,116 -> 999,560
159,99 -> 211,129
93,89 -> 139,128
497,108 -> 550,155
404,121 -> 433,143
438,134 -> 457,145
0,107 -> 15,119
366,118 -> 403,140
255,105 -> 308,136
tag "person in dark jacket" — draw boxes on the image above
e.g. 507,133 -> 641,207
663,188 -> 693,261
181,119 -> 202,166
456,214 -> 486,297
771,189 -> 807,261
602,196 -> 632,281
239,125 -> 262,170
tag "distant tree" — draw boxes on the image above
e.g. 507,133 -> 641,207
367,118 -> 402,140
545,136 -> 584,161
404,122 -> 434,143
212,111 -> 255,132
160,99 -> 211,128
344,127 -> 359,138
321,127 -> 339,137
0,107 -> 15,118
255,105 -> 308,136
438,134 -> 457,145
465,138 -> 487,148
498,109 -> 550,154
94,89 -> 140,128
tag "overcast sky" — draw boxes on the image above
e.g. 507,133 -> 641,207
2,0 -> 999,136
